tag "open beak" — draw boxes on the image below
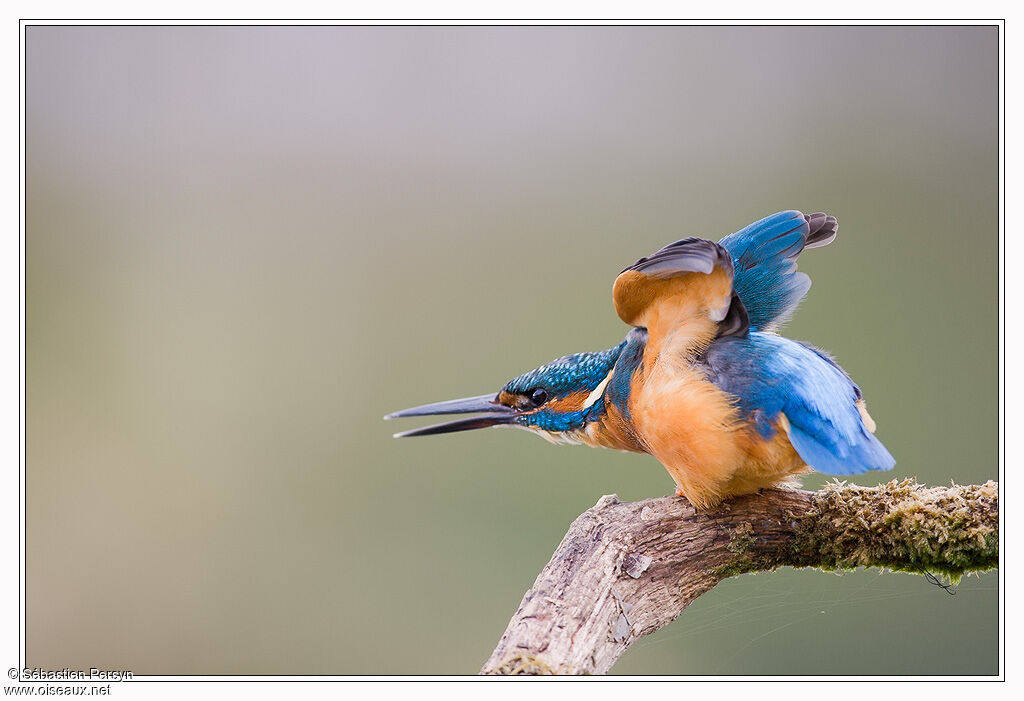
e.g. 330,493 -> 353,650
384,393 -> 517,437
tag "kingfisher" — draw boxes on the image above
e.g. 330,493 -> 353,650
386,210 -> 894,508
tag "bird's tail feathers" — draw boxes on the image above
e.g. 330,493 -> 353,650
785,420 -> 895,477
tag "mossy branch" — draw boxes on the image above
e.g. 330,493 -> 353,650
480,479 -> 998,675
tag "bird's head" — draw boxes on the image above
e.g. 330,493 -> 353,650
385,342 -> 626,440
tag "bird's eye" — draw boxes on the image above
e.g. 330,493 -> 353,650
530,388 -> 549,406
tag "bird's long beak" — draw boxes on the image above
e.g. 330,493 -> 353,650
384,393 -> 516,437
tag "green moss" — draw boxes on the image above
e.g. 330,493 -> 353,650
727,521 -> 755,554
792,479 -> 998,581
709,480 -> 997,583
710,522 -> 759,578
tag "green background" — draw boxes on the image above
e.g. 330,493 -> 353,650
26,25 -> 998,675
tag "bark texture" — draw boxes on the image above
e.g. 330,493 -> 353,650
480,479 -> 998,675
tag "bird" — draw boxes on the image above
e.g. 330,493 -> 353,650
385,210 -> 894,508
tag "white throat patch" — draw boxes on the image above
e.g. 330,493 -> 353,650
581,370 -> 614,411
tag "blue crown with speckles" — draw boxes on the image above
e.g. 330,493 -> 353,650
502,342 -> 626,399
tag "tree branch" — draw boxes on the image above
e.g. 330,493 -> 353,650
480,479 -> 998,675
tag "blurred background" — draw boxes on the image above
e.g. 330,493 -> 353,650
26,25 -> 998,675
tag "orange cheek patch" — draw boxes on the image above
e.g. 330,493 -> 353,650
497,390 -> 533,411
544,391 -> 589,414
497,390 -> 589,414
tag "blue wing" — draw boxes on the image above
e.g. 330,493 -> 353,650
718,210 -> 837,331
704,333 -> 895,476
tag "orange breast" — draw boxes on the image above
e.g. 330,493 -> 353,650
630,359 -> 809,508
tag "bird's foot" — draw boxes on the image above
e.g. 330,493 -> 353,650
673,488 -> 704,514
673,488 -> 720,516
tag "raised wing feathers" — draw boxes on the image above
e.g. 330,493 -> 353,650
613,238 -> 749,353
718,210 -> 838,330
